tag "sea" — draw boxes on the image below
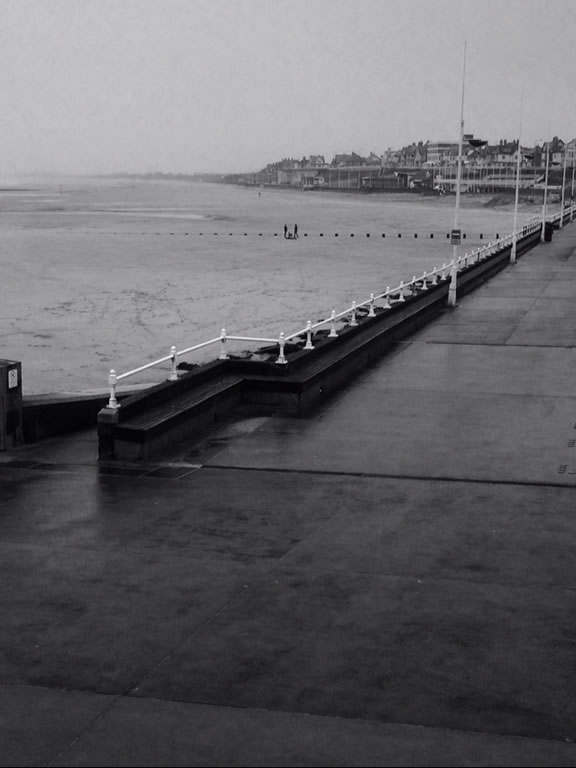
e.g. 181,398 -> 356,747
0,176 -> 541,396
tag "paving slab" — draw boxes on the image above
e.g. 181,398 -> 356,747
49,696 -> 576,767
0,465 -> 351,556
505,296 -> 576,345
0,685 -> 110,768
133,563 -> 576,741
206,387 -> 576,485
279,476 -> 576,589
0,541 -> 253,692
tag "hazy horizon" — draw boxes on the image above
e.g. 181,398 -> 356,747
3,0 -> 576,177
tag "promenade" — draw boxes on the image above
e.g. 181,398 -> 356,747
2,223 -> 576,766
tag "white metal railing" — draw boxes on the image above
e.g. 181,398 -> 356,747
104,213 -> 569,408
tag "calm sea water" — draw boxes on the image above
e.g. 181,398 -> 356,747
1,177 -> 539,395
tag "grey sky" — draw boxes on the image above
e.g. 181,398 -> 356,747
2,0 -> 575,175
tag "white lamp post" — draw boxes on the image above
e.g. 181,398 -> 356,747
511,140 -> 523,264
560,144 -> 568,227
540,140 -> 550,243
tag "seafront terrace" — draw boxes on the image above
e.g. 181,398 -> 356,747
1,217 -> 576,764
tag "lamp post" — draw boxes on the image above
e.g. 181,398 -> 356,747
560,144 -> 568,227
511,141 -> 523,264
540,140 -> 550,243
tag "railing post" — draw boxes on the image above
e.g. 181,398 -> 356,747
304,320 -> 314,349
368,292 -> 376,317
169,345 -> 178,381
398,281 -> 406,302
219,328 -> 228,360
420,271 -> 428,289
107,369 -> 118,409
276,332 -> 287,364
382,288 -> 391,309
329,310 -> 338,337
430,267 -> 438,285
350,301 -> 358,326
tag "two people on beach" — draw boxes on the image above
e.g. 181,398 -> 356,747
284,223 -> 299,240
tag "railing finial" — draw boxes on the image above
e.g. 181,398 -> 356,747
107,369 -> 119,409
219,328 -> 228,360
329,310 -> 338,337
276,332 -> 288,364
304,320 -> 314,350
368,292 -> 376,317
169,345 -> 178,381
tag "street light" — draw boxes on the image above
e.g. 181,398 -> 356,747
540,140 -> 551,243
510,139 -> 522,264
560,144 -> 568,227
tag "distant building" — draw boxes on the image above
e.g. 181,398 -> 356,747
565,139 -> 576,167
381,147 -> 401,166
331,152 -> 365,167
549,136 -> 565,165
426,141 -> 457,166
398,141 -> 427,167
365,152 -> 383,166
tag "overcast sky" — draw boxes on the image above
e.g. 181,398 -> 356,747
2,0 -> 576,175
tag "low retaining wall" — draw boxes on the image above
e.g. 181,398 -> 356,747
96,227 -> 543,461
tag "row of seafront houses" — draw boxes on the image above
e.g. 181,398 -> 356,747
229,136 -> 576,197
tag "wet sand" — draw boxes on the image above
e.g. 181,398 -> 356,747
0,177 -> 539,395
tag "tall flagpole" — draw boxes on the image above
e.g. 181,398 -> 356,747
448,41 -> 467,308
510,96 -> 523,264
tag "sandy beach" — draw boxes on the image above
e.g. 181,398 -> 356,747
1,177 -> 541,395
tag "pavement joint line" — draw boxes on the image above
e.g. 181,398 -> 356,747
262,561 -> 576,595
200,463 -> 576,491
117,691 -> 576,750
6,460 -> 576,492
44,693 -> 124,768
0,460 -> 204,477
500,292 -> 554,346
421,340 -> 576,348
125,591 -> 252,700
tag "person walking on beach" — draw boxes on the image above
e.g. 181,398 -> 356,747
293,223 -> 299,239
284,224 -> 288,239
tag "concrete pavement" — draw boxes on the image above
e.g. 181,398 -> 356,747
2,223 -> 576,765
